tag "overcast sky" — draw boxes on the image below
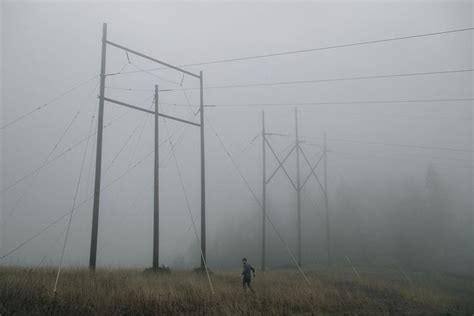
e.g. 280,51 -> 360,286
1,0 -> 472,269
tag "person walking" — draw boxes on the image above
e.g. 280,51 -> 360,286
241,257 -> 256,291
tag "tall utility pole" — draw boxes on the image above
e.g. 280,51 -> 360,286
295,108 -> 302,266
88,24 -> 205,270
323,132 -> 330,265
200,71 -> 206,270
261,111 -> 266,271
89,23 -> 107,270
153,85 -> 159,269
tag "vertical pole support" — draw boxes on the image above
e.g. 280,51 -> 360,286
261,111 -> 266,271
153,85 -> 159,269
295,107 -> 302,266
200,71 -> 206,269
324,132 -> 330,265
89,23 -> 107,270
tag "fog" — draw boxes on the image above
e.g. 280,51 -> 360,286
1,1 -> 472,276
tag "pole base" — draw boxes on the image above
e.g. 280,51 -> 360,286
144,266 -> 171,274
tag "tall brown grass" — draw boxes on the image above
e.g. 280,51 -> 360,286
0,266 -> 472,315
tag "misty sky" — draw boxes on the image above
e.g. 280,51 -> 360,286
1,1 -> 472,269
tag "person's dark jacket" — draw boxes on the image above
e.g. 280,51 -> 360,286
241,263 -> 255,280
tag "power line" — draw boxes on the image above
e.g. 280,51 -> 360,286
0,99 -> 190,196
127,61 -> 183,86
182,69 -> 474,91
7,82 -> 101,219
205,116 -> 312,286
106,86 -> 155,92
273,134 -> 473,153
126,98 -> 155,168
97,103 -> 197,254
53,114 -> 95,293
330,150 -> 473,170
36,228 -> 67,267
104,95 -> 155,176
0,74 -> 99,130
97,131 -> 183,200
0,137 -> 89,195
171,97 -> 474,107
334,148 -> 473,166
0,108 -> 135,194
301,136 -> 473,153
0,212 -> 70,260
84,127 -> 98,199
108,27 -> 474,75
323,144 -> 472,164
234,133 -> 260,159
107,61 -> 131,77
164,120 -> 214,294
105,68 -> 474,93
7,110 -> 83,218
193,68 -> 474,89
97,120 -> 191,258
103,116 -> 146,176
0,125 -> 187,261
0,154 -> 149,261
297,108 -> 471,122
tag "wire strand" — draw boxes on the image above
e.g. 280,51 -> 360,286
163,120 -> 215,294
96,123 -> 190,257
7,110 -> 82,218
110,27 -> 474,74
6,82 -> 100,219
0,147 -> 154,261
0,108 -> 135,194
0,122 -> 194,261
0,75 -> 99,130
302,135 -> 473,153
205,116 -> 311,286
53,114 -> 95,293
128,62 -> 182,86
106,68 -> 474,93
176,97 -> 474,108
104,95 -> 155,176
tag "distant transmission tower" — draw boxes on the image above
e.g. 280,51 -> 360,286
260,108 -> 330,270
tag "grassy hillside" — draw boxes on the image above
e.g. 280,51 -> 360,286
0,266 -> 472,315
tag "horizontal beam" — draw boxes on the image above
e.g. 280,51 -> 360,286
159,112 -> 201,127
104,96 -> 154,114
170,104 -> 216,108
103,96 -> 200,127
106,40 -> 200,79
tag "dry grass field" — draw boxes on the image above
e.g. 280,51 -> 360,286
0,266 -> 472,315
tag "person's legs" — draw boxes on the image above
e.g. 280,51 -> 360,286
243,277 -> 250,290
247,279 -> 254,292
